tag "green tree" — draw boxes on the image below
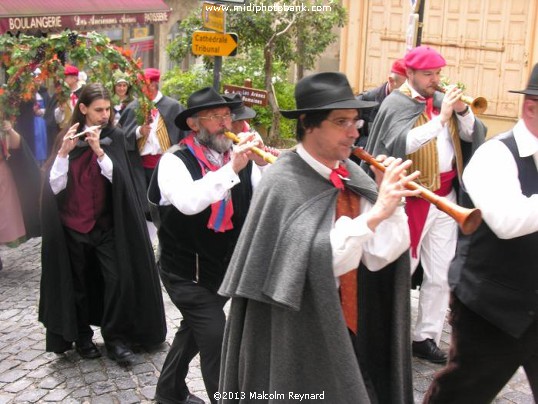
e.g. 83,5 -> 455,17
167,0 -> 346,144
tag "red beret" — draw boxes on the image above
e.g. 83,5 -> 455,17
144,68 -> 161,82
404,46 -> 446,70
391,58 -> 407,77
64,64 -> 79,76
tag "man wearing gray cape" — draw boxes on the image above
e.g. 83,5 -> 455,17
218,72 -> 418,403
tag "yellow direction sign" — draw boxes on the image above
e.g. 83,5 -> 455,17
202,2 -> 225,33
192,31 -> 238,57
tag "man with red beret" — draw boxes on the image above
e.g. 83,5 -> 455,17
119,67 -> 185,239
54,64 -> 84,130
355,58 -> 407,148
364,45 -> 487,364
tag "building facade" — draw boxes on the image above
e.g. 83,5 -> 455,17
339,0 -> 538,133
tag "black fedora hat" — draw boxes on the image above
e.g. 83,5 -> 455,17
175,87 -> 242,130
280,72 -> 378,119
223,93 -> 257,121
509,63 -> 538,96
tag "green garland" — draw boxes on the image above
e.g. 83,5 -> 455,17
0,30 -> 152,125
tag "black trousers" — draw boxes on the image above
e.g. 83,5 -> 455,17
64,226 -> 123,344
424,293 -> 538,403
156,268 -> 227,404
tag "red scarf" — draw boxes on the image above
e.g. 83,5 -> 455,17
181,133 -> 234,232
330,163 -> 349,189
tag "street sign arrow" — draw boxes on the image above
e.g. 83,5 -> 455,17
192,31 -> 238,57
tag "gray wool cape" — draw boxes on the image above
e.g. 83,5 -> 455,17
362,90 -> 487,183
218,151 -> 413,404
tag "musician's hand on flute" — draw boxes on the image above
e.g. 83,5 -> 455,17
230,132 -> 253,174
58,123 -> 80,158
236,131 -> 268,166
366,156 -> 421,231
84,125 -> 106,160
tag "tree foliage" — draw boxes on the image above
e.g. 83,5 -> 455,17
167,0 -> 347,143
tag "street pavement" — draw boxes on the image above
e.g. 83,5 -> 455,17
0,238 -> 533,403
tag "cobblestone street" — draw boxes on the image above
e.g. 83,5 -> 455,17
0,238 -> 533,403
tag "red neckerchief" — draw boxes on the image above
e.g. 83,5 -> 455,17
330,163 -> 349,190
181,133 -> 234,232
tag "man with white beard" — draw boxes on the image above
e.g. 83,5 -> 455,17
148,87 -> 268,404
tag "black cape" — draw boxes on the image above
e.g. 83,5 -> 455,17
38,126 -> 166,350
118,96 -> 186,214
219,151 -> 413,404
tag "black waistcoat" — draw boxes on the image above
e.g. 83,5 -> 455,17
150,147 -> 253,293
449,132 -> 538,338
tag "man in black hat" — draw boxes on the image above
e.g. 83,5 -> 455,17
218,72 -> 420,403
423,64 -> 538,403
222,93 -> 257,134
148,87 -> 268,404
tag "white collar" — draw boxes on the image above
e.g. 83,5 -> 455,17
296,143 -> 341,180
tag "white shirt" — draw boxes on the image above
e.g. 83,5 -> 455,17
405,83 -> 475,171
296,144 -> 410,276
158,148 -> 266,215
54,86 -> 82,124
49,127 -> 113,195
136,92 -> 165,156
463,119 -> 538,239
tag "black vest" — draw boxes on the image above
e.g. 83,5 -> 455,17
449,132 -> 538,338
148,147 -> 253,292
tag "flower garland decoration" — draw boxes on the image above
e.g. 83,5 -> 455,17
0,30 -> 153,125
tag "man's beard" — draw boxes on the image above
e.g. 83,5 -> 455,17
197,127 -> 233,153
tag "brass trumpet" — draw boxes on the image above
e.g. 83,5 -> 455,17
436,82 -> 488,114
352,147 -> 483,235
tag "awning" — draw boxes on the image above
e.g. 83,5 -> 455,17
0,0 -> 171,34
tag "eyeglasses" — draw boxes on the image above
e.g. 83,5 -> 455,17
325,117 -> 362,130
198,113 -> 235,123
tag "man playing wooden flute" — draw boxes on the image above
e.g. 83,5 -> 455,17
218,72 -> 420,403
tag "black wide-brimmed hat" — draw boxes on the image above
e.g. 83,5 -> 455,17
175,87 -> 241,130
509,63 -> 538,96
280,72 -> 378,119
223,93 -> 257,121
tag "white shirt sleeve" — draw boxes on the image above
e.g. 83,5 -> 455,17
405,117 -> 445,154
463,139 -> 538,239
331,200 -> 410,276
49,155 -> 69,195
455,109 -> 475,142
406,111 -> 476,155
54,107 -> 65,124
97,154 -> 113,183
158,152 -> 241,215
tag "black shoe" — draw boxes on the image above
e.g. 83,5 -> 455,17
106,342 -> 135,365
412,338 -> 447,364
53,341 -> 73,354
179,393 -> 206,404
75,340 -> 102,359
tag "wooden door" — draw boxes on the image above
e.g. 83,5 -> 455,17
362,0 -> 534,118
